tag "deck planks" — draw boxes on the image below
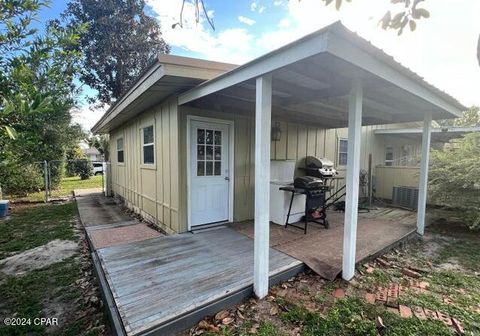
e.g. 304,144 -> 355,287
96,227 -> 301,336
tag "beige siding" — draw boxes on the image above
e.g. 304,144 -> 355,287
375,166 -> 420,199
110,97 -> 423,233
109,97 -> 180,234
177,107 -> 419,228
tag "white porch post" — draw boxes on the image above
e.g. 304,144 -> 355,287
342,78 -> 363,281
416,111 -> 432,235
254,74 -> 272,298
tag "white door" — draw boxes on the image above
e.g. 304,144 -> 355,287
190,120 -> 231,227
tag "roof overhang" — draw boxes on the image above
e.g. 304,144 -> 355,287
91,55 -> 237,134
374,126 -> 480,142
178,22 -> 466,128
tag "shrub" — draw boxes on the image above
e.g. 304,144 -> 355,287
0,162 -> 44,196
429,133 -> 480,229
76,160 -> 93,180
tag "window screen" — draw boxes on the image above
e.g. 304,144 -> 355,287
338,139 -> 348,166
385,146 -> 394,166
117,138 -> 124,163
142,125 -> 154,164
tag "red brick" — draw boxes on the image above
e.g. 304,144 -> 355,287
399,305 -> 412,318
413,306 -> 427,320
419,281 -> 429,289
365,293 -> 376,304
333,288 -> 345,299
366,267 -> 375,274
388,283 -> 399,299
437,311 -> 452,326
423,308 -> 439,320
403,268 -> 421,278
452,318 -> 465,334
377,258 -> 391,267
376,287 -> 388,302
398,285 -> 407,296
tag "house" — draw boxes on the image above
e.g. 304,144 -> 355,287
92,21 -> 465,300
84,147 -> 103,162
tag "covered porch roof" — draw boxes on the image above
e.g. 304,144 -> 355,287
179,22 -> 465,128
374,126 -> 480,142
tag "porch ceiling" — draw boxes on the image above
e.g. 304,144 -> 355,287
374,126 -> 480,142
179,22 -> 466,129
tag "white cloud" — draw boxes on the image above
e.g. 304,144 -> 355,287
71,104 -> 108,132
145,0 -> 479,107
277,18 -> 290,28
273,0 -> 284,6
258,6 -> 266,14
238,15 -> 256,26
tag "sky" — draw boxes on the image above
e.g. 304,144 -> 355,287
39,0 -> 480,131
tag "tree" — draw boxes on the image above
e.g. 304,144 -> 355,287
429,133 -> 480,229
65,0 -> 170,105
87,134 -> 110,160
321,0 -> 479,66
438,106 -> 480,127
0,0 -> 86,192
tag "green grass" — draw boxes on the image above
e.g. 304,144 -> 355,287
0,256 -> 104,336
435,238 -> 480,271
0,202 -> 77,259
8,175 -> 103,202
280,297 -> 452,336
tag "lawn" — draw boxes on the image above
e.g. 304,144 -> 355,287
187,220 -> 480,336
0,203 -> 107,335
7,175 -> 103,203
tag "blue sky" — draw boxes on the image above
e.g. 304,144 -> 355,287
38,0 -> 480,130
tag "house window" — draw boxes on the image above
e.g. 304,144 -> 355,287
117,138 -> 124,163
142,125 -> 155,164
338,139 -> 348,166
385,146 -> 394,166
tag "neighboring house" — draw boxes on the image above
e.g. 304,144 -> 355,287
84,147 -> 103,162
92,22 -> 465,291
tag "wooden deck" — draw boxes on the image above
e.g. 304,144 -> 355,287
96,227 -> 302,336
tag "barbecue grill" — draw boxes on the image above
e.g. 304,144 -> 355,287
303,156 -> 338,178
280,176 -> 331,234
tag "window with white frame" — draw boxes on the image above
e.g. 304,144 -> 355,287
385,146 -> 394,166
142,125 -> 154,164
117,138 -> 124,163
338,139 -> 348,166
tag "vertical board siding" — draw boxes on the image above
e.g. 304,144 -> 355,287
109,97 -> 180,234
111,99 -> 424,233
375,166 -> 420,199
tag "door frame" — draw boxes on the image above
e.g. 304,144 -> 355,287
186,115 -> 235,230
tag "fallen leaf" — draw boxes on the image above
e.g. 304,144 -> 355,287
215,310 -> 229,321
270,306 -> 279,316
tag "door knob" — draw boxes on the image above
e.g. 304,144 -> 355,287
225,176 -> 230,181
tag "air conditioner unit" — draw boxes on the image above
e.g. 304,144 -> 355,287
392,186 -> 419,210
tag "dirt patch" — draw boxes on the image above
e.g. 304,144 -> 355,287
0,239 -> 78,275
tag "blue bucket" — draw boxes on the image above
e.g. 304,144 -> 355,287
0,200 -> 9,218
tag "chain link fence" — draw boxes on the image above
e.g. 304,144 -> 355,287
1,159 -> 111,202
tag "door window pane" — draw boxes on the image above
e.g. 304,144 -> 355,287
206,130 -> 214,144
197,129 -> 205,144
214,131 -> 221,145
214,162 -> 221,176
206,161 -> 213,176
214,146 -> 221,160
206,145 -> 213,160
197,145 -> 205,160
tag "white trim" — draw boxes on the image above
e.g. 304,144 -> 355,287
253,74 -> 272,299
337,138 -> 348,167
416,111 -> 432,235
178,33 -> 328,105
140,124 -> 155,167
374,126 -> 480,135
342,78 -> 363,281
186,115 -> 235,231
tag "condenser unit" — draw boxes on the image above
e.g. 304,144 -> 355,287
392,186 -> 419,210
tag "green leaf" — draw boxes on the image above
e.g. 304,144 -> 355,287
409,20 -> 417,31
4,126 -> 17,139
